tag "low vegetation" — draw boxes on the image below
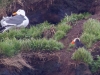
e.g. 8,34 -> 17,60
0,0 -> 12,8
90,55 -> 100,73
0,38 -> 64,56
0,21 -> 51,40
0,21 -> 66,57
0,13 -> 91,57
54,23 -> 71,40
71,48 -> 93,64
61,12 -> 91,25
80,18 -> 100,48
54,30 -> 66,40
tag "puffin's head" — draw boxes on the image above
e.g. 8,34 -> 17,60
71,38 -> 80,45
13,9 -> 25,16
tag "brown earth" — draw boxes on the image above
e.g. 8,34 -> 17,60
0,15 -> 98,75
0,0 -> 94,25
1,0 -> 100,75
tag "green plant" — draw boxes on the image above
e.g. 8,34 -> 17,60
20,39 -> 32,51
0,21 -> 52,41
0,38 -> 64,56
0,32 -> 8,41
83,19 -> 100,36
57,23 -> 71,33
0,38 -> 21,56
80,33 -> 96,48
0,20 -> 66,57
54,31 -> 66,40
90,56 -> 100,73
80,18 -> 100,48
82,12 -> 91,19
27,21 -> 51,39
30,38 -> 64,51
54,23 -> 71,40
71,48 -> 93,64
61,13 -> 91,25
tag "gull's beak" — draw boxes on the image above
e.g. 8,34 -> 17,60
12,12 -> 17,16
71,40 -> 75,45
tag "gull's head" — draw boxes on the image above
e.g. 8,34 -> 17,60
13,9 -> 25,16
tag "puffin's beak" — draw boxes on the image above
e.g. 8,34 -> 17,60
71,40 -> 75,45
12,12 -> 17,16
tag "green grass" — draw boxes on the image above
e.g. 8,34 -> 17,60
30,38 -> 64,51
57,23 -> 71,33
0,38 -> 22,56
61,12 -> 91,25
54,23 -> 71,40
0,13 -> 91,57
0,38 -> 64,56
71,48 -> 93,64
0,21 -> 51,40
80,18 -> 100,48
54,30 -> 66,40
90,56 -> 100,73
80,33 -> 96,48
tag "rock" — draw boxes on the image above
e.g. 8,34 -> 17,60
22,52 -> 61,75
3,0 -> 94,25
75,63 -> 92,75
0,52 -> 61,75
89,0 -> 100,14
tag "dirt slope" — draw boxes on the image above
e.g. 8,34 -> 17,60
0,0 -> 94,25
0,18 -> 91,75
1,0 -> 100,75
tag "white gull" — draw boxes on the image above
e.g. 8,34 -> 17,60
0,9 -> 29,33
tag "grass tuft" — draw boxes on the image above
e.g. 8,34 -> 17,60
71,48 -> 93,64
80,18 -> 100,48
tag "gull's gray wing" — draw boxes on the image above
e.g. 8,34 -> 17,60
5,15 -> 26,25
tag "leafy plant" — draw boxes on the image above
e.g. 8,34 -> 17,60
90,56 -> 100,73
83,19 -> 100,36
61,13 -> 91,25
0,21 -> 52,41
54,23 -> 71,40
0,38 -> 21,56
0,38 -> 64,56
80,33 -> 96,48
80,18 -> 100,48
30,38 -> 64,51
54,30 -> 66,40
71,48 -> 93,64
20,39 -> 31,51
57,23 -> 71,33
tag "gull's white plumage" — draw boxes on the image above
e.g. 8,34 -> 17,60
0,9 -> 29,33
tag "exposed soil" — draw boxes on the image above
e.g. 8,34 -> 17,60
61,20 -> 85,49
48,18 -> 93,75
1,14 -> 100,75
1,0 -> 100,75
45,14 -> 100,75
0,18 -> 91,75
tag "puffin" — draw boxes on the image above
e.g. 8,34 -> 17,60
71,38 -> 84,48
0,9 -> 29,33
